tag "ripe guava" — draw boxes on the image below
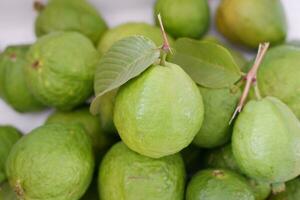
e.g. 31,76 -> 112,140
114,62 -> 204,158
0,45 -> 45,112
0,126 -> 21,184
0,182 -> 17,200
232,97 -> 300,184
216,0 -> 287,48
98,142 -> 185,200
5,123 -> 94,200
193,86 -> 241,148
154,0 -> 210,39
257,45 -> 300,119
186,169 -> 255,200
25,32 -> 100,110
35,0 -> 107,45
269,178 -> 300,200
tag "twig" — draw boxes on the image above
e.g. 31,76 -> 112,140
157,14 -> 172,54
34,0 -> 45,12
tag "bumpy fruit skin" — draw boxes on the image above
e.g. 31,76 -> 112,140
6,123 -> 94,200
205,145 -> 271,200
35,0 -> 107,45
257,45 -> 300,119
0,182 -> 17,200
186,169 -> 255,200
99,142 -> 186,200
25,32 -> 100,110
45,106 -> 115,155
154,0 -> 210,39
114,62 -> 204,158
97,22 -> 174,55
0,126 -> 21,184
216,0 -> 287,48
269,178 -> 300,200
0,45 -> 45,112
193,87 -> 240,148
232,97 -> 300,183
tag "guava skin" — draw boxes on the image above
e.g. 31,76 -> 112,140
25,32 -> 100,110
5,123 -> 94,200
186,169 -> 255,200
0,182 -> 17,200
269,178 -> 300,200
232,97 -> 300,183
257,45 -> 300,119
0,126 -> 22,184
97,22 -> 174,56
193,87 -> 241,148
114,62 -> 204,158
216,0 -> 287,48
154,0 -> 210,39
98,142 -> 186,200
35,0 -> 107,45
0,45 -> 45,112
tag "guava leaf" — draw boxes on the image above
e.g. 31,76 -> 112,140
90,36 -> 160,115
169,38 -> 242,88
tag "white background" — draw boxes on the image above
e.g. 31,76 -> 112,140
0,0 -> 299,133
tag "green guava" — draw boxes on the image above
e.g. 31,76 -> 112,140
114,62 -> 204,158
154,0 -> 210,39
0,45 -> 45,112
97,22 -> 174,55
269,178 -> 300,200
232,97 -> 300,184
216,0 -> 287,48
25,31 -> 100,110
186,169 -> 255,200
98,142 -> 186,200
0,126 -> 22,184
204,144 -> 271,200
193,86 -> 241,148
6,123 -> 94,200
257,45 -> 300,119
45,106 -> 116,156
0,182 -> 17,200
35,0 -> 107,45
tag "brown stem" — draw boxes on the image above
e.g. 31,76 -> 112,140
34,1 -> 45,12
229,42 -> 269,124
157,14 -> 172,65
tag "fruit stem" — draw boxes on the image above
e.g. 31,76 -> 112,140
33,1 -> 45,12
229,42 -> 269,124
271,182 -> 286,194
157,14 -> 172,66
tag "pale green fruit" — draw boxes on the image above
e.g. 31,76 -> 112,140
99,142 -> 186,200
232,97 -> 300,183
216,0 -> 287,48
6,123 -> 94,200
114,62 -> 204,158
186,169 -> 255,200
35,0 -> 107,45
154,0 -> 210,39
0,182 -> 17,200
269,177 -> 300,200
193,86 -> 241,148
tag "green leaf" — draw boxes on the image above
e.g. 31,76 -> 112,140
90,36 -> 160,115
169,38 -> 242,88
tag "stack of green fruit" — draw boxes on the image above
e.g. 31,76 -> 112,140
1,0 -> 300,199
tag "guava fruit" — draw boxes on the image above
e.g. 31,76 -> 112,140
35,0 -> 107,45
0,126 -> 22,184
232,97 -> 300,184
216,0 -> 287,48
269,178 -> 300,200
0,182 -> 17,200
154,0 -> 210,39
45,106 -> 115,156
25,31 -> 100,110
193,86 -> 241,148
98,142 -> 185,200
204,144 -> 271,200
0,45 -> 45,112
186,169 -> 255,200
6,123 -> 94,200
114,62 -> 204,158
257,45 -> 300,119
97,22 -> 174,55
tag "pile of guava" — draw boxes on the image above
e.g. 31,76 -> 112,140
1,0 -> 300,199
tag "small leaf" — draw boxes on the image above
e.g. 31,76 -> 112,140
169,38 -> 242,88
90,36 -> 160,115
